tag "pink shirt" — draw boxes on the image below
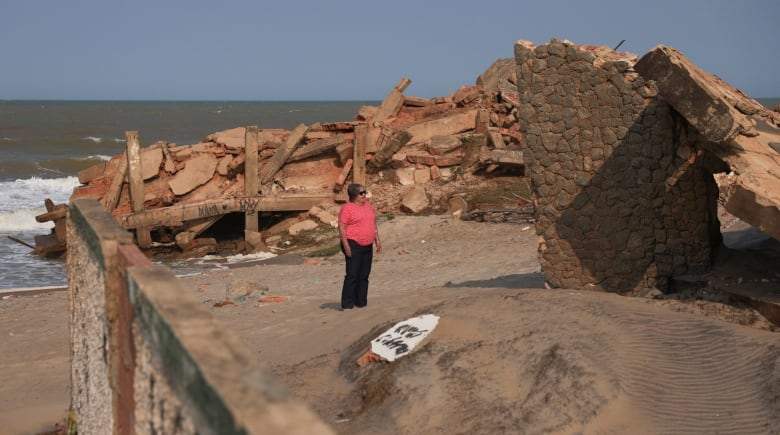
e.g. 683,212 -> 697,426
339,201 -> 377,246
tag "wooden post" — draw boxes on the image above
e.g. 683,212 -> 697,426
367,128 -> 412,173
103,152 -> 129,211
372,77 -> 412,125
353,124 -> 368,185
475,109 -> 490,134
126,131 -> 152,247
462,133 -> 487,172
244,125 -> 259,232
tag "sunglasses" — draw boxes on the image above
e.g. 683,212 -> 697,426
358,191 -> 367,196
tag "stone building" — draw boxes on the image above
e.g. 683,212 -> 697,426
514,39 -> 726,293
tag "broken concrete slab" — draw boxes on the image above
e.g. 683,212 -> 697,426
401,185 -> 429,214
141,146 -> 163,181
636,44 -> 780,242
404,110 -> 479,145
168,154 -> 218,196
288,219 -> 319,236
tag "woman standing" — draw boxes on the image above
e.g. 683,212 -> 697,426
338,183 -> 382,309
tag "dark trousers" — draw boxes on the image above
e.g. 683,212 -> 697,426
341,239 -> 373,308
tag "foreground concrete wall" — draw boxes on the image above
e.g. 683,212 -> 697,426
67,198 -> 332,434
515,39 -> 721,292
68,199 -> 132,433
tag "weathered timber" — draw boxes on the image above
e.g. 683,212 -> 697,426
312,121 -> 361,132
367,128 -> 413,173
160,142 -> 177,173
479,149 -> 524,166
39,198 -> 67,243
406,153 -> 462,167
404,109 -> 479,145
372,77 -> 412,125
334,159 -> 353,192
35,203 -> 68,223
244,126 -> 260,232
475,109 -> 490,134
403,95 -> 433,107
259,123 -> 307,184
462,133 -> 487,171
8,235 -> 36,250
103,152 -> 128,210
33,233 -> 66,257
289,134 -> 346,162
126,131 -> 152,247
453,86 -> 481,106
488,129 -> 507,149
353,125 -> 368,184
120,194 -> 334,229
498,127 -> 523,143
335,142 -> 353,165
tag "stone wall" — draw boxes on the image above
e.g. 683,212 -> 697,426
67,198 -> 333,434
514,39 -> 722,293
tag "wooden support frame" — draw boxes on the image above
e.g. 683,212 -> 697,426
126,131 -> 152,247
353,124 -> 368,185
244,126 -> 260,232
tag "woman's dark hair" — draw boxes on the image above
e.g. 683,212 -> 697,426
347,183 -> 364,201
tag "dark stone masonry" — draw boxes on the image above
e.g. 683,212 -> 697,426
514,39 -> 722,293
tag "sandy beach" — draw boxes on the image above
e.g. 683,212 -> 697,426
1,215 -> 778,434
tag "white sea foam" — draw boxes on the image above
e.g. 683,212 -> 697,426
83,136 -> 102,143
197,251 -> 277,265
0,176 -> 80,232
82,154 -> 113,161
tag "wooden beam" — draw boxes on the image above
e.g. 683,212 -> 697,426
103,152 -> 128,211
120,194 -> 334,229
488,129 -> 507,149
244,126 -> 260,232
333,159 -> 353,192
479,149 -> 525,166
353,124 -> 368,185
372,77 -> 412,125
160,142 -> 177,173
367,128 -> 412,173
475,109 -> 490,134
403,95 -> 433,107
462,133 -> 487,171
126,131 -> 152,247
288,134 -> 346,162
259,123 -> 307,184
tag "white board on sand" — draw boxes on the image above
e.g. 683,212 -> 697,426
371,314 -> 439,362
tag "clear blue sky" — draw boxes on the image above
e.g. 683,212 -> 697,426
2,0 -> 778,100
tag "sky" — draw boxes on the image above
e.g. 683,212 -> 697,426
2,0 -> 778,101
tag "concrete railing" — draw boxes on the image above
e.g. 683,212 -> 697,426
67,198 -> 332,434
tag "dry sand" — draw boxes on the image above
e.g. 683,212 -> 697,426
1,215 -> 778,434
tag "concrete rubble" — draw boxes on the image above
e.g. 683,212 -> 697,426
32,41 -> 779,291
34,66 -> 529,257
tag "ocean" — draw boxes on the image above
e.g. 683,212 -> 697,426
1,98 -> 778,290
0,101 -> 375,289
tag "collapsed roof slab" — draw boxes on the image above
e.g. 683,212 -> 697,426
635,45 -> 780,241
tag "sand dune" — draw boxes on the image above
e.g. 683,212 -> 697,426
1,215 -> 777,434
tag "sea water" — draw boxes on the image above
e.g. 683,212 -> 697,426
0,98 -> 778,289
0,100 -> 373,289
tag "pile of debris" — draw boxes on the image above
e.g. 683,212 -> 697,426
34,60 -> 532,258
